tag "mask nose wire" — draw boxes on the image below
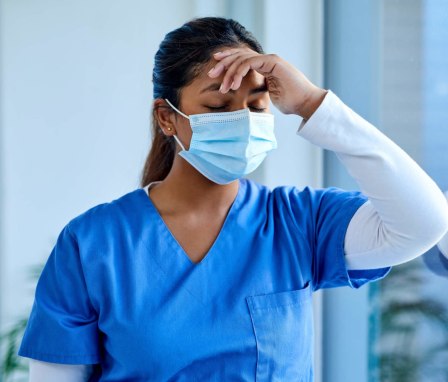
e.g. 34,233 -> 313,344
164,98 -> 189,151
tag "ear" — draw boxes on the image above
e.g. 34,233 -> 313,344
153,99 -> 178,136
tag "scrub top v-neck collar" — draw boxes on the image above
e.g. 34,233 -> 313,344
137,178 -> 247,306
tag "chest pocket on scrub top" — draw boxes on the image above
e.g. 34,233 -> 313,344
245,283 -> 313,381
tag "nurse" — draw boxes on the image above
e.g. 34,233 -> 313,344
18,17 -> 448,381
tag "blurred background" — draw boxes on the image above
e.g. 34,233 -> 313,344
0,0 -> 447,381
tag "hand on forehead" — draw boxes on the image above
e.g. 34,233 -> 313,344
178,48 -> 270,114
191,54 -> 267,95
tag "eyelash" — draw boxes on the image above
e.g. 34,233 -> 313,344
206,106 -> 266,113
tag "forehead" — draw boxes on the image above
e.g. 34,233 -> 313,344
186,58 -> 266,93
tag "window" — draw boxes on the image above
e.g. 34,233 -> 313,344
324,1 -> 448,381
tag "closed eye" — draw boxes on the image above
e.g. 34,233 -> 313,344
205,106 -> 267,113
249,107 -> 267,113
206,105 -> 226,111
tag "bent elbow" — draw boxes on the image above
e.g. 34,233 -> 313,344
416,196 -> 448,249
386,198 -> 448,257
435,205 -> 448,243
434,192 -> 448,258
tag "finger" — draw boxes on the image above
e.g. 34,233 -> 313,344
212,50 -> 235,59
245,54 -> 278,75
220,53 -> 257,92
221,54 -> 276,93
230,64 -> 252,91
230,55 -> 268,90
208,47 -> 257,78
208,51 -> 251,78
213,47 -> 254,60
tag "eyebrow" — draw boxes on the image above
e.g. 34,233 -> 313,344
199,82 -> 268,95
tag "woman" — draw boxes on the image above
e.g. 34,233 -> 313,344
18,17 -> 448,381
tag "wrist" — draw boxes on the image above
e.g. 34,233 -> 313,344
296,88 -> 328,120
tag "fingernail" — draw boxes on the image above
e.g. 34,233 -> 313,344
213,51 -> 222,56
208,67 -> 215,76
230,81 -> 235,90
219,83 -> 226,93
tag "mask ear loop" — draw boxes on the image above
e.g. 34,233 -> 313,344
164,98 -> 189,151
172,133 -> 186,151
165,99 -> 190,119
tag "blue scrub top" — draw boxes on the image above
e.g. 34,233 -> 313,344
18,178 -> 390,381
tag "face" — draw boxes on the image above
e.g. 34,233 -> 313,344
155,46 -> 271,151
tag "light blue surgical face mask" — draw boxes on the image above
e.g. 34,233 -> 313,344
165,99 -> 277,185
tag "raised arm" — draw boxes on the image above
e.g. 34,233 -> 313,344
295,90 -> 448,269
209,48 -> 448,270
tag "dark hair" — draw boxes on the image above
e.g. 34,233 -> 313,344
140,17 -> 264,186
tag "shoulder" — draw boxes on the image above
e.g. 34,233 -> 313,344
242,178 -> 315,199
271,184 -> 366,208
246,179 -> 367,228
243,178 -> 360,205
241,178 -> 367,207
65,188 -> 145,239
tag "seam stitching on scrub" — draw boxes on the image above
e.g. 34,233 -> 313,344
65,223 -> 99,314
336,197 -> 371,289
248,300 -> 310,311
246,298 -> 261,381
278,188 -> 313,261
19,348 -> 100,358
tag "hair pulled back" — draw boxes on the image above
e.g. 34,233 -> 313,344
140,17 -> 263,186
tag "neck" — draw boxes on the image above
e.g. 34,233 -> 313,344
149,155 -> 239,214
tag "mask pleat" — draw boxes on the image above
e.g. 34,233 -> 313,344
168,103 -> 277,185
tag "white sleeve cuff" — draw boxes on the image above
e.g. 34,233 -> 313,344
296,89 -> 334,136
29,359 -> 93,382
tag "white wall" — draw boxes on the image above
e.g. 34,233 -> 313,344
262,0 -> 324,191
323,1 -> 382,381
0,0 -> 195,328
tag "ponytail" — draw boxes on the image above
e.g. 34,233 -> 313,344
140,110 -> 175,187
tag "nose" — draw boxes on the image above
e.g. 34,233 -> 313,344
228,96 -> 250,112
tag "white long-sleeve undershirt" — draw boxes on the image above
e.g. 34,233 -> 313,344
26,90 -> 448,381
297,89 -> 448,270
436,191 -> 448,259
28,360 -> 93,382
